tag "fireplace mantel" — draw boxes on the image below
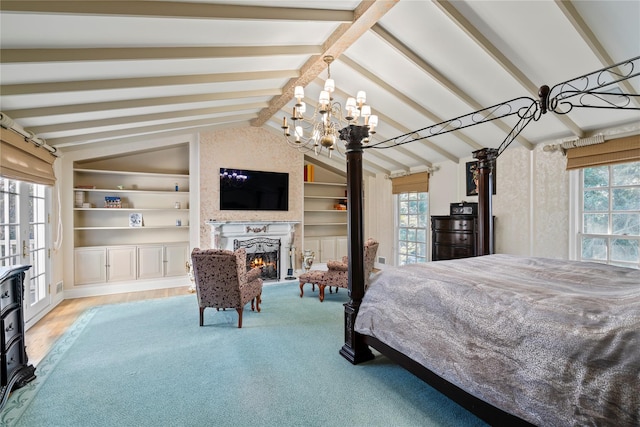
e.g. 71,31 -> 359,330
206,221 -> 300,279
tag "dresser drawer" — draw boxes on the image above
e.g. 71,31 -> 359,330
433,244 -> 475,260
1,338 -> 24,385
0,277 -> 19,314
433,218 -> 475,231
434,231 -> 475,245
1,308 -> 21,350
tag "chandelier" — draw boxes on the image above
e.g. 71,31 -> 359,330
281,55 -> 378,157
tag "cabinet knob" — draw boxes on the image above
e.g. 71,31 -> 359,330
5,322 -> 14,332
1,291 -> 9,299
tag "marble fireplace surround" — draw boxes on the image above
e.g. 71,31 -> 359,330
206,220 -> 299,281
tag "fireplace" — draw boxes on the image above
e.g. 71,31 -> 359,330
206,221 -> 300,282
234,237 -> 281,281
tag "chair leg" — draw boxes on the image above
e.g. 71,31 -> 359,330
299,281 -> 305,298
319,285 -> 326,302
256,293 -> 261,312
236,307 -> 243,328
199,307 -> 205,326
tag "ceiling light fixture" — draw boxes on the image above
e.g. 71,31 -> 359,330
281,55 -> 378,157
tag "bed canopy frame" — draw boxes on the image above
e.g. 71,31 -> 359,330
337,56 -> 640,423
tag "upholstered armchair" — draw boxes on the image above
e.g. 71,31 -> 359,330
299,238 -> 379,302
191,247 -> 263,328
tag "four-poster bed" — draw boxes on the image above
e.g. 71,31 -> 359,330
339,56 -> 640,425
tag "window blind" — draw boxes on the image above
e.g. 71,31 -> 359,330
1,127 -> 57,186
390,171 -> 429,194
566,134 -> 640,170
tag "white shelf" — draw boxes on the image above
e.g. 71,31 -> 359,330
304,209 -> 347,213
304,181 -> 346,187
304,222 -> 348,226
74,168 -> 188,179
74,208 -> 189,211
74,226 -> 189,230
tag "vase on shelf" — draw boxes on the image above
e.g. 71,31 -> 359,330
302,250 -> 315,272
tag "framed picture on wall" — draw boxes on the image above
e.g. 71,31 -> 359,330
129,212 -> 143,227
466,161 -> 496,196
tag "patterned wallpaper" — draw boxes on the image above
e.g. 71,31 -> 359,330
198,127 -> 304,250
493,144 -> 570,258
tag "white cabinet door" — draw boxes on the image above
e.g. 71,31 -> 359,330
74,248 -> 107,285
164,243 -> 189,277
335,237 -> 348,260
107,246 -> 137,282
320,237 -> 337,263
137,245 -> 164,279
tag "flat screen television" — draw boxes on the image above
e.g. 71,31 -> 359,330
219,168 -> 289,211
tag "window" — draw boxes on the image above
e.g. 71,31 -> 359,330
0,178 -> 51,320
397,192 -> 429,265
579,162 -> 639,268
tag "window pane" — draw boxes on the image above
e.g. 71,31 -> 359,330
611,239 -> 639,263
613,213 -> 640,236
417,229 -> 426,242
612,188 -> 640,211
612,162 -> 640,186
407,229 -> 416,241
408,215 -> 418,227
399,214 -> 408,227
583,189 -> 609,211
584,213 -> 608,234
399,201 -> 408,214
408,201 -> 418,214
399,228 -> 407,241
583,166 -> 609,188
582,237 -> 607,261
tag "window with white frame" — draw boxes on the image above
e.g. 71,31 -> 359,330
579,161 -> 639,269
397,192 -> 429,265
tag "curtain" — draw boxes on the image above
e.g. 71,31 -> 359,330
566,134 -> 640,170
390,171 -> 429,194
1,127 -> 57,186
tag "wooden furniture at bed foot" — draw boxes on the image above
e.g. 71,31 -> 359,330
0,265 -> 36,411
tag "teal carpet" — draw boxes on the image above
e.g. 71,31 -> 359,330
1,282 -> 487,427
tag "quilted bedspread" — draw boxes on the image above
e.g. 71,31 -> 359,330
354,254 -> 640,426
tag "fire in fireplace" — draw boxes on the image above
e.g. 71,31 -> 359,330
234,237 -> 281,281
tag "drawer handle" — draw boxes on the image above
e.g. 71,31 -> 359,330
5,322 -> 14,333
1,291 -> 9,299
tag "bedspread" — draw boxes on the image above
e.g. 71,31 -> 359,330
354,254 -> 640,426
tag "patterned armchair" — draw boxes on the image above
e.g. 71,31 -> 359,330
191,247 -> 263,328
299,238 -> 379,302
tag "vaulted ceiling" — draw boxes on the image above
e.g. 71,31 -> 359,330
1,1 -> 639,175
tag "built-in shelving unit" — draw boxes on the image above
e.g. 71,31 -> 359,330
303,165 -> 348,263
73,167 -> 190,285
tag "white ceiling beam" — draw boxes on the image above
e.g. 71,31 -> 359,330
1,70 -> 299,96
30,102 -> 269,135
1,46 -> 321,63
433,0 -> 584,140
0,1 -> 354,22
371,23 -> 535,151
48,114 -> 256,147
340,54 -> 482,153
252,0 -> 400,127
554,0 -> 640,108
5,88 -> 281,119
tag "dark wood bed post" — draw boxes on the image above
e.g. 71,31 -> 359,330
472,148 -> 498,255
339,124 -> 375,365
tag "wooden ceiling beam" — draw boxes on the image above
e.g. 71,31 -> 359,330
251,0 -> 400,127
1,70 -> 299,96
0,1 -> 353,22
1,46 -> 321,63
5,88 -> 281,119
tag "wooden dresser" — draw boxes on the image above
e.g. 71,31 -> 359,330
431,215 -> 479,261
0,265 -> 36,411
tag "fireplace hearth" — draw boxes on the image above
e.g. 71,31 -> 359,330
234,237 -> 281,281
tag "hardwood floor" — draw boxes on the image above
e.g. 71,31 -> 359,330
25,286 -> 191,366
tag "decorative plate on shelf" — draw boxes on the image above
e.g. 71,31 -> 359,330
129,213 -> 143,227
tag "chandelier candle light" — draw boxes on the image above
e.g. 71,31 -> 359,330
282,55 -> 378,157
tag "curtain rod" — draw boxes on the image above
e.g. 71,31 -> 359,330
0,112 -> 59,156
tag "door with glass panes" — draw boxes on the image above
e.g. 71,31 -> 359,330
0,178 -> 51,322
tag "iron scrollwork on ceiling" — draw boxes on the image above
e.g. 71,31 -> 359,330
367,55 -> 640,158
